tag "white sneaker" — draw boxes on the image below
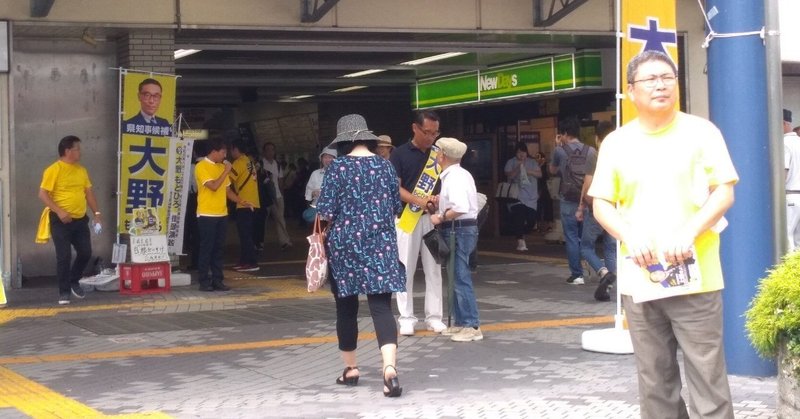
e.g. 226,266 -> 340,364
516,239 -> 528,251
451,327 -> 483,342
399,322 -> 416,336
441,326 -> 463,336
426,320 -> 447,333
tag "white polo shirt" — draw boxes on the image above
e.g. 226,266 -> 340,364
784,132 -> 800,191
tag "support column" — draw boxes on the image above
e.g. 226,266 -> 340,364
707,0 -> 777,376
117,30 -> 175,74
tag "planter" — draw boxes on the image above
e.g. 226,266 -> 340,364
778,342 -> 800,418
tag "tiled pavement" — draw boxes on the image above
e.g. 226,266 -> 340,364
0,251 -> 777,418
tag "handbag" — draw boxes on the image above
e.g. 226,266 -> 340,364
495,182 -> 519,201
423,228 -> 450,265
305,214 -> 328,292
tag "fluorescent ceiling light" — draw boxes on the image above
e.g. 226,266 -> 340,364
289,94 -> 314,99
332,86 -> 368,93
399,52 -> 467,66
341,69 -> 386,78
174,49 -> 201,59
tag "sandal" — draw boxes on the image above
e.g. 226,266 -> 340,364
335,366 -> 359,386
383,365 -> 402,397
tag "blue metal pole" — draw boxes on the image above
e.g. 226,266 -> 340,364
707,0 -> 776,376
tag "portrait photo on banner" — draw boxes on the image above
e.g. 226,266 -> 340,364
120,72 -> 177,137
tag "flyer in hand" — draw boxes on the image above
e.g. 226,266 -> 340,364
621,247 -> 702,303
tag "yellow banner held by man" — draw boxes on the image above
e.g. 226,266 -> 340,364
621,0 -> 679,124
398,146 -> 441,233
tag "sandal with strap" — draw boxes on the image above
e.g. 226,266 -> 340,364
336,366 -> 359,386
383,365 -> 402,397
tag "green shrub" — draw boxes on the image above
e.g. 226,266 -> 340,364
746,251 -> 800,360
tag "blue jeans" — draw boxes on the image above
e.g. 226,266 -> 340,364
197,216 -> 228,287
580,210 -> 617,274
49,213 -> 92,294
440,225 -> 480,328
559,200 -> 583,277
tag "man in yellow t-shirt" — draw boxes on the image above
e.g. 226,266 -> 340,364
194,138 -> 253,292
38,136 -> 102,305
229,141 -> 260,272
589,51 -> 738,418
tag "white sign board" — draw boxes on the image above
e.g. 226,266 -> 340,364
130,235 -> 170,263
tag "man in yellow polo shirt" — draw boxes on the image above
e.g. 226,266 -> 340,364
589,51 -> 738,418
38,136 -> 102,305
229,141 -> 260,272
195,138 -> 253,291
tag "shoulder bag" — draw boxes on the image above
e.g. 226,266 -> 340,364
305,214 -> 328,292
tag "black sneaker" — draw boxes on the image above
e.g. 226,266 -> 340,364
594,272 -> 616,302
71,284 -> 86,299
58,292 -> 70,305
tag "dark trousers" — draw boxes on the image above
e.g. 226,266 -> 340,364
49,213 -> 92,294
235,208 -> 257,265
197,216 -> 227,287
183,192 -> 198,268
331,280 -> 397,351
253,206 -> 267,247
510,203 -> 538,239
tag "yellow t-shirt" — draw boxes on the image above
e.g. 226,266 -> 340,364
40,160 -> 92,219
588,112 -> 739,295
230,155 -> 260,209
195,158 -> 231,216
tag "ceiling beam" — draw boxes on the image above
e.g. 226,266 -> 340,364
30,0 -> 55,17
175,42 -> 576,55
301,0 -> 340,23
176,63 -> 485,72
534,0 -> 590,27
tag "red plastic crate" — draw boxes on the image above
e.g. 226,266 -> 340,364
118,262 -> 171,294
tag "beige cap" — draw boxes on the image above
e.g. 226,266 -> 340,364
377,135 -> 394,148
436,137 -> 468,159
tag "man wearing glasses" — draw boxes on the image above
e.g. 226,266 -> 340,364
122,78 -> 172,137
390,110 -> 447,336
589,50 -> 737,418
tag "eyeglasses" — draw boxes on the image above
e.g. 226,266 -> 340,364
415,124 -> 440,137
631,74 -> 677,89
139,92 -> 162,101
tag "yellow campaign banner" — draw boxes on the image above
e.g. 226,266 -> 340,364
621,0 -> 679,124
398,146 -> 441,233
121,73 -> 176,137
118,134 -> 170,234
0,278 -> 6,305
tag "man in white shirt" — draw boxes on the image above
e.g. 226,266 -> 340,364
430,137 -> 482,342
783,109 -> 800,250
260,142 -> 292,250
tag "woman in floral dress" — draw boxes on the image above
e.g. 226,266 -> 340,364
316,114 -> 405,397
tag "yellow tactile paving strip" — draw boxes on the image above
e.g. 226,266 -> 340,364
0,365 -> 171,418
0,276 -> 326,326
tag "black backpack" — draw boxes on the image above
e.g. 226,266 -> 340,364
559,143 -> 590,202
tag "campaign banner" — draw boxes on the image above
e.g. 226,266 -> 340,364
117,70 -> 179,241
165,137 -> 194,254
118,134 -> 170,234
621,0 -> 679,123
398,145 -> 441,233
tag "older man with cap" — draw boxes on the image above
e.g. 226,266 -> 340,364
430,137 -> 483,342
376,135 -> 394,160
784,108 -> 800,250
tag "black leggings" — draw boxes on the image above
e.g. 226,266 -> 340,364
332,281 -> 397,351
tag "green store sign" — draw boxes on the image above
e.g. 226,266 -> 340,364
413,51 -> 603,109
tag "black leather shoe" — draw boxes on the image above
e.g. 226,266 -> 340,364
594,272 -> 616,302
336,366 -> 359,386
199,285 -> 214,292
212,283 -> 231,291
383,365 -> 402,397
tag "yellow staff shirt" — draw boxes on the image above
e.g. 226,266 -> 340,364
230,155 -> 260,209
40,160 -> 92,219
195,158 -> 231,216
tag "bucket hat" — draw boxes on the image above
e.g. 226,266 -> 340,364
330,114 -> 380,145
319,147 -> 337,159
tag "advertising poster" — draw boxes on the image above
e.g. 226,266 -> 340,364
165,137 -> 194,254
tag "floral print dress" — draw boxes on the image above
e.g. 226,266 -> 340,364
316,155 -> 406,298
